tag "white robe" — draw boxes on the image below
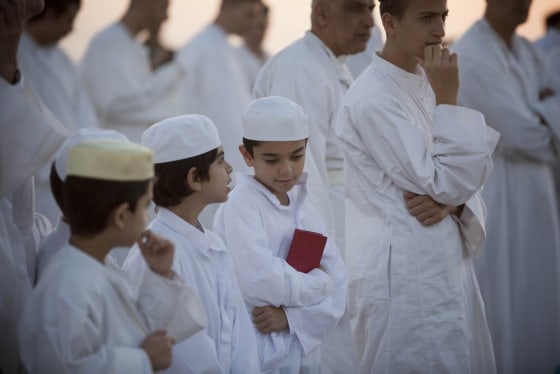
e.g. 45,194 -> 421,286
235,43 -> 269,92
0,76 -> 67,373
454,19 -> 560,374
535,28 -> 560,93
345,25 -> 385,79
123,208 -> 260,374
81,22 -> 185,143
335,52 -> 499,374
253,31 -> 351,254
18,244 -> 206,373
213,173 -> 348,373
18,33 -> 99,224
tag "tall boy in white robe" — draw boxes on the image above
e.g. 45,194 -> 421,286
18,140 -> 207,373
454,0 -> 560,372
123,114 -> 260,374
213,96 -> 349,373
335,0 -> 499,372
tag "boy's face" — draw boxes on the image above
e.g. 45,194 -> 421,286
241,140 -> 306,201
124,180 -> 154,246
199,147 -> 233,204
386,0 -> 447,63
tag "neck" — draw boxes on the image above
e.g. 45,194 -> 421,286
69,234 -> 113,264
379,43 -> 417,73
121,8 -> 145,36
167,199 -> 206,231
214,15 -> 233,35
25,23 -> 52,46
484,13 -> 516,48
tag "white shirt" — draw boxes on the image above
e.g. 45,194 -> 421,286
123,208 -> 260,374
214,173 -> 348,373
18,33 -> 99,223
81,22 -> 185,143
0,77 -> 67,373
535,28 -> 560,92
18,244 -> 206,373
454,19 -> 560,374
235,43 -> 269,92
336,52 -> 499,373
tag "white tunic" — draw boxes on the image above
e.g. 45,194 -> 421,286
18,33 -> 99,223
81,22 -> 185,143
335,52 -> 499,373
253,31 -> 352,253
535,28 -> 560,92
123,208 -> 260,374
213,173 -> 348,373
235,44 -> 268,92
18,244 -> 206,373
345,25 -> 385,79
454,19 -> 560,374
0,77 -> 67,373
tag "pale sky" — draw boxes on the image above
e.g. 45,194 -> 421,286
61,0 -> 559,62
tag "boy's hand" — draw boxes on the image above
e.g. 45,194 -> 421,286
138,230 -> 174,279
417,45 -> 458,106
252,306 -> 289,334
404,191 -> 458,226
140,330 -> 175,371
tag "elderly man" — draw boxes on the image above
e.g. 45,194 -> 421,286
0,0 -> 68,372
454,0 -> 560,372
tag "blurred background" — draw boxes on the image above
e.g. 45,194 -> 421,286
61,0 -> 559,61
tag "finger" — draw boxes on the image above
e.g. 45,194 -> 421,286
151,330 -> 167,337
167,337 -> 176,346
441,48 -> 450,66
406,195 -> 431,209
449,52 -> 458,68
423,45 -> 433,65
403,191 -> 417,200
252,307 -> 266,317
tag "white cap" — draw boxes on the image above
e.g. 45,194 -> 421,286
55,128 -> 129,180
242,96 -> 309,141
142,114 -> 221,164
66,140 -> 154,181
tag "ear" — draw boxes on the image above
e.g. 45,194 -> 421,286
185,166 -> 202,192
313,0 -> 329,27
110,202 -> 130,230
382,13 -> 398,38
239,145 -> 255,167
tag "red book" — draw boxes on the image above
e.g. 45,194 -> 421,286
286,229 -> 327,273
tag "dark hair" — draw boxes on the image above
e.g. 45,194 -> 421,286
28,0 -> 81,22
546,10 -> 560,29
242,137 -> 263,157
49,162 -> 65,213
153,147 -> 219,208
379,0 -> 410,19
63,176 -> 150,237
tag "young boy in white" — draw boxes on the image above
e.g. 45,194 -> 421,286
18,140 -> 207,373
213,96 -> 349,373
123,114 -> 260,374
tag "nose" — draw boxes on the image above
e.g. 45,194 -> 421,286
432,17 -> 445,39
279,160 -> 293,176
225,160 -> 233,174
364,10 -> 374,28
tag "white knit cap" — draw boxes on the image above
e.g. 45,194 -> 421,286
55,128 -> 129,180
66,140 -> 154,181
141,114 -> 221,164
242,96 -> 309,141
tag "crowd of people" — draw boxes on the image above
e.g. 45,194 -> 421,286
1,0 -> 559,373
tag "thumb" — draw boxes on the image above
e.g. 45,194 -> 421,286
404,191 -> 417,199
151,330 -> 168,337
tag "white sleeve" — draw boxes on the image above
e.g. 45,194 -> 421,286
214,198 -> 333,308
337,99 -> 499,206
452,191 -> 487,257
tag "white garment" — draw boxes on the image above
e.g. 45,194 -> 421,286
335,52 -> 499,373
454,19 -> 560,374
123,208 -> 260,374
18,244 -> 205,373
253,31 -> 351,254
0,77 -> 67,373
18,33 -> 99,223
213,173 -> 348,373
535,28 -> 560,93
236,43 -> 268,92
81,22 -> 185,143
36,217 -> 69,281
346,25 -> 385,79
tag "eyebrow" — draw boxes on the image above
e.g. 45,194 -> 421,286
261,146 -> 306,157
217,150 -> 225,157
417,9 -> 449,17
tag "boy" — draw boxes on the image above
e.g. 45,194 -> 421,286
213,96 -> 349,372
123,114 -> 260,373
18,139 -> 207,373
335,0 -> 499,372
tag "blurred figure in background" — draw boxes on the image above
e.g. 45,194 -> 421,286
19,0 -> 99,225
535,9 -> 560,89
81,0 -> 186,143
454,0 -> 560,372
236,1 -> 270,91
345,23 -> 384,79
180,0 -> 261,227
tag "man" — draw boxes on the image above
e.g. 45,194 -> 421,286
179,0 -> 261,227
336,0 -> 499,372
236,1 -> 270,91
454,0 -> 560,372
536,10 -> 560,90
19,0 -> 99,224
0,0 -> 68,372
81,0 -> 185,143
346,23 -> 385,79
254,0 -> 374,255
